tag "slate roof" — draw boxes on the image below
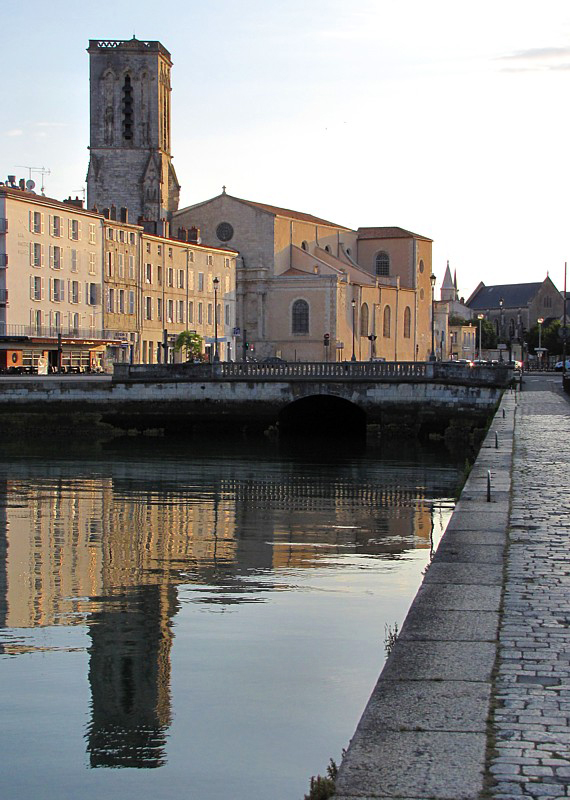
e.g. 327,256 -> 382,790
467,282 -> 545,310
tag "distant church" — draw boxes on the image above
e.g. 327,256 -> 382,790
85,38 -> 434,362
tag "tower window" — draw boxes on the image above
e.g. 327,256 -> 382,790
122,75 -> 134,141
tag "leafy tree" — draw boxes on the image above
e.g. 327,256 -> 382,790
477,319 -> 497,349
448,314 -> 469,326
526,319 -> 562,356
174,330 -> 203,361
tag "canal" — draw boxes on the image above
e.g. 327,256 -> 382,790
0,435 -> 464,800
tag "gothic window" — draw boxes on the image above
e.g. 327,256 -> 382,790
122,75 -> 134,141
375,252 -> 390,277
509,318 -> 516,338
292,299 -> 309,334
404,306 -> 411,338
360,303 -> 369,337
383,305 -> 391,337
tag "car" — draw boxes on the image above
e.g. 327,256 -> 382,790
453,358 -> 474,367
554,360 -> 570,371
262,356 -> 287,364
472,358 -> 488,365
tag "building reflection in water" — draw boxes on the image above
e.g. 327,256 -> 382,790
0,443 -> 457,769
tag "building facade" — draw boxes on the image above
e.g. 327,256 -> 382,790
173,193 -> 432,362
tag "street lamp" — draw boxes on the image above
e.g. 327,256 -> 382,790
351,298 -> 356,361
213,276 -> 220,362
477,313 -> 484,360
499,297 -> 504,361
429,273 -> 437,361
537,316 -> 544,368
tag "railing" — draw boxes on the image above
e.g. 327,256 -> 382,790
114,360 -> 512,387
0,323 -> 107,340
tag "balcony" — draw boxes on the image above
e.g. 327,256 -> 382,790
0,323 -> 108,341
0,290 -> 7,305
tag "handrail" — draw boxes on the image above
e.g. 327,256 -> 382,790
113,360 -> 512,388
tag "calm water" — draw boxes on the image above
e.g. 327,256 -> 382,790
0,437 -> 461,800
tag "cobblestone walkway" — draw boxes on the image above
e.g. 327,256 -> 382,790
489,387 -> 570,799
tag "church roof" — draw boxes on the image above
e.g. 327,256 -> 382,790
467,282 -> 544,310
179,192 -> 352,230
356,226 -> 432,242
441,262 -> 455,289
238,197 -> 352,229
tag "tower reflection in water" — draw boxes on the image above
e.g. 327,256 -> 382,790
0,441 -> 456,770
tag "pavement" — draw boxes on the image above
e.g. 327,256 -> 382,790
333,373 -> 570,800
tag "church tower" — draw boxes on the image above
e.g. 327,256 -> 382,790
86,38 -> 180,226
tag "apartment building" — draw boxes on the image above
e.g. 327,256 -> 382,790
0,185 -> 108,372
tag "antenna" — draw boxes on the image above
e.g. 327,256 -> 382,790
73,188 -> 86,202
15,165 -> 51,195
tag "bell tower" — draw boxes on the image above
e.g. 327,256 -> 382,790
86,38 -> 180,226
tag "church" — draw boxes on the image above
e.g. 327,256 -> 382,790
86,38 -> 434,362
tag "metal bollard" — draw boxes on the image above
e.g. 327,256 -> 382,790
495,431 -> 499,449
502,408 -> 506,418
487,470 -> 492,502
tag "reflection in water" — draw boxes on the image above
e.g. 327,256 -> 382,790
0,438 -> 461,793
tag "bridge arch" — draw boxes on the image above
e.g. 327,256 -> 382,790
278,394 -> 366,438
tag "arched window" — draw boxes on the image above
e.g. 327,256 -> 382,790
403,306 -> 411,338
360,303 -> 369,337
375,251 -> 390,277
419,259 -> 425,274
301,241 -> 309,252
292,299 -> 309,334
509,318 -> 516,338
383,305 -> 391,337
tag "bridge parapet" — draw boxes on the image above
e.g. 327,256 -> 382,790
113,360 -> 512,387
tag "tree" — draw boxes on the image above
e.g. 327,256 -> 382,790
526,319 -> 562,357
477,319 -> 497,350
174,330 -> 203,362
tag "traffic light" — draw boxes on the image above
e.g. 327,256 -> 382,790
244,341 -> 249,350
368,334 -> 377,342
324,333 -> 330,347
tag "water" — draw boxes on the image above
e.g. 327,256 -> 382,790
0,436 -> 462,800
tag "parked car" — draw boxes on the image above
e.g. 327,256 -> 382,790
262,357 -> 287,364
453,358 -> 474,367
555,360 -> 570,371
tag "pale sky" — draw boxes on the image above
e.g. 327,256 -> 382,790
3,0 -> 570,299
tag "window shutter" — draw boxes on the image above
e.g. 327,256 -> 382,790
30,275 -> 35,299
67,280 -> 71,301
30,242 -> 34,266
68,219 -> 72,239
49,215 -> 53,236
29,210 -> 33,232
78,282 -> 82,304
49,245 -> 54,269
49,279 -> 53,301
41,245 -> 45,266
41,278 -> 45,300
60,248 -> 64,270
40,214 -> 44,234
77,222 -> 81,241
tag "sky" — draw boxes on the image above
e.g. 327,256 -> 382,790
2,0 -> 570,300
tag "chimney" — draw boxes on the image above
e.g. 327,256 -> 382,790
110,204 -> 117,221
64,196 -> 84,209
120,207 -> 128,223
102,208 -> 110,219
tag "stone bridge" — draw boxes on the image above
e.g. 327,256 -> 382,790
0,361 -> 513,439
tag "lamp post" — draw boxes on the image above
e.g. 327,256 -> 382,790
429,273 -> 437,361
213,276 -> 220,362
537,316 -> 544,368
499,297 -> 504,361
478,313 -> 484,360
351,298 -> 356,361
